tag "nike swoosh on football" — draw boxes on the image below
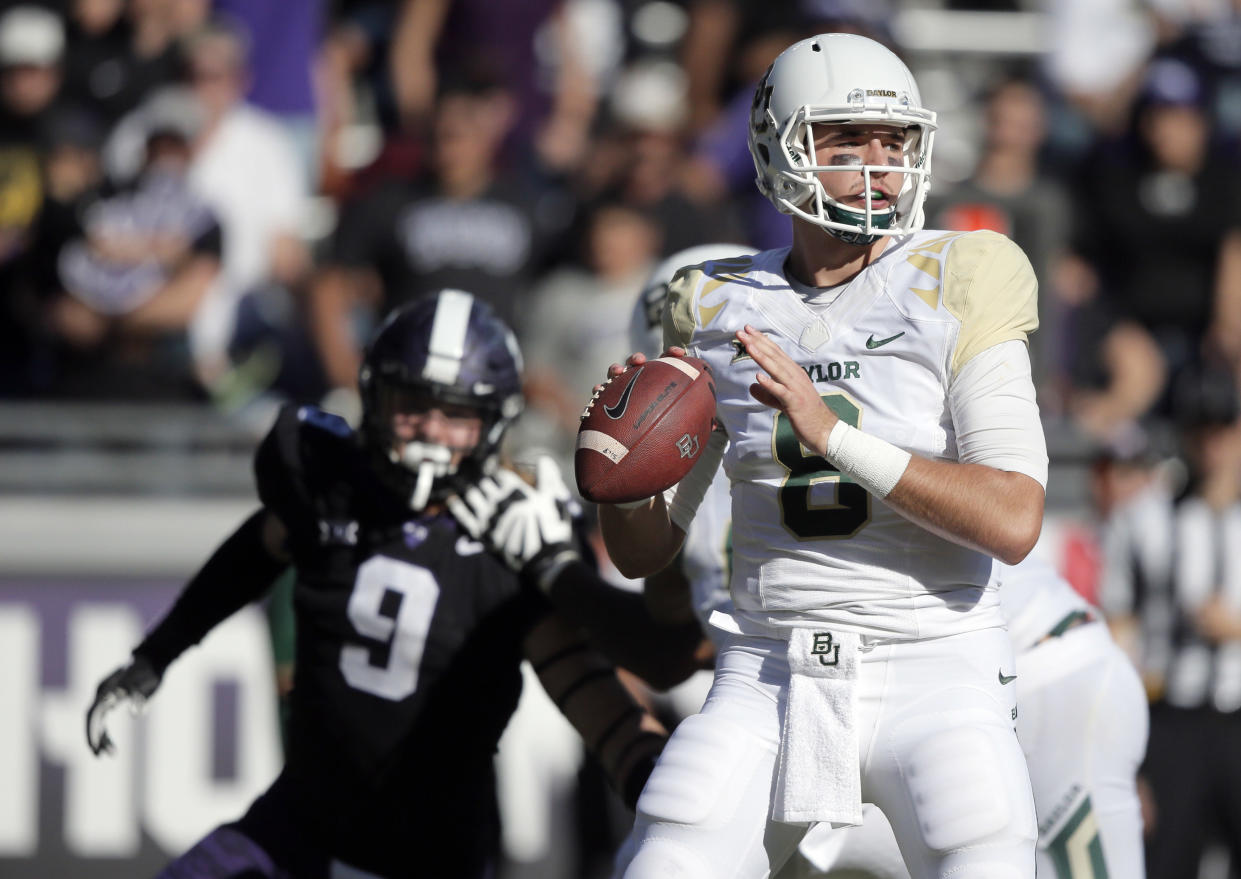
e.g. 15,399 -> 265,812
604,367 -> 644,419
998,670 -> 1017,685
865,331 -> 905,349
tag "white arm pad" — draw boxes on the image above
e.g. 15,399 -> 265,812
949,340 -> 1048,488
663,428 -> 727,533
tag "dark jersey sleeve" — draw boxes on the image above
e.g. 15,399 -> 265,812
134,508 -> 285,673
132,408 -> 355,672
254,404 -> 356,540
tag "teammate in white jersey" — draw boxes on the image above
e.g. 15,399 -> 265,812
628,244 -> 756,636
596,33 -> 1049,878
629,244 -> 758,722
790,554 -> 1149,879
633,253 -> 1148,879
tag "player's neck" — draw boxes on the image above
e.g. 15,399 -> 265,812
786,224 -> 888,289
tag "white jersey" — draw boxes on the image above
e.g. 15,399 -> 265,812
664,230 -> 1042,640
996,555 -> 1094,652
681,468 -> 733,634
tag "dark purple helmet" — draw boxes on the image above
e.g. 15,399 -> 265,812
359,289 -> 524,508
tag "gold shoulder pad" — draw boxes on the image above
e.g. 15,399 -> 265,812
941,231 -> 1039,377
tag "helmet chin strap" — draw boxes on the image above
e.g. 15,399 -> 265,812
396,442 -> 457,510
822,197 -> 897,246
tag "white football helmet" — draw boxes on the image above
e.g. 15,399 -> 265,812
629,243 -> 760,356
748,33 -> 937,245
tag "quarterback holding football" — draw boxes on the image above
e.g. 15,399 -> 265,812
601,33 -> 1050,879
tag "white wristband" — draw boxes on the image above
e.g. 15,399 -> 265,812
612,496 -> 652,510
825,421 -> 912,499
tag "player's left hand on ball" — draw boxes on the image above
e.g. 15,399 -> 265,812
85,655 -> 162,756
588,347 -> 688,413
736,324 -> 838,456
585,354 -> 650,418
447,458 -> 579,590
600,351 -> 648,387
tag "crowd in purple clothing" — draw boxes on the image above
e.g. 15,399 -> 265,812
5,0 -> 1241,454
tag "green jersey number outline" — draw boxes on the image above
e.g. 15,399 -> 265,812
773,392 -> 871,540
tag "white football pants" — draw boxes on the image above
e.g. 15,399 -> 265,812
792,621 -> 1148,879
613,626 -> 1037,879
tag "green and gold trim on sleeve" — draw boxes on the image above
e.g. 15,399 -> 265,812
663,266 -> 701,351
662,255 -> 760,350
940,230 -> 1039,378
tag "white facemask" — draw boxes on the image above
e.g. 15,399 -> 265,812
395,441 -> 456,510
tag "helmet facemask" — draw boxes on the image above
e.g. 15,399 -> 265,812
760,105 -> 935,245
372,380 -> 495,509
358,289 -> 524,511
748,34 -> 938,246
364,373 -> 521,510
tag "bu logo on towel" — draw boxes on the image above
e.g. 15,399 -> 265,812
811,632 -> 839,666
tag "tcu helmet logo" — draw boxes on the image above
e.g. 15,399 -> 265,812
811,632 -> 840,666
676,433 -> 700,459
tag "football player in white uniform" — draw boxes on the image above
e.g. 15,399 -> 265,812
628,249 -> 1149,879
625,244 -> 760,721
597,33 -> 1048,878
627,245 -> 756,632
791,554 -> 1149,879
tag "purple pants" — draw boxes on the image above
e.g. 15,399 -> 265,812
154,771 -> 498,879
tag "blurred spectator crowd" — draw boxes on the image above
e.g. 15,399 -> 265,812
5,0 -> 1241,459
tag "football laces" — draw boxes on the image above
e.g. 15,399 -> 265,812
580,374 -> 616,422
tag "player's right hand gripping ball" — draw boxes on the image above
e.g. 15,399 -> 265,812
575,356 -> 716,504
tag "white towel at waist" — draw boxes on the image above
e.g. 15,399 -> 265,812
771,627 -> 862,827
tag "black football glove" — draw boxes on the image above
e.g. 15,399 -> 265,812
85,655 -> 162,756
448,457 -> 580,592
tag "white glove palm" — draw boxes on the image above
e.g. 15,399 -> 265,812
448,457 -> 579,590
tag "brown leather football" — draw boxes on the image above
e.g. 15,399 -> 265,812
574,356 -> 716,504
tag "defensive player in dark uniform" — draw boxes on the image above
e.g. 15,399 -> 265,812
84,289 -> 680,879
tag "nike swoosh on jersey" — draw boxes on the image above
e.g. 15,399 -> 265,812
998,670 -> 1017,685
865,331 -> 906,349
605,367 -> 644,419
455,536 -> 485,556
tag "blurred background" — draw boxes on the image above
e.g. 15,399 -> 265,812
2,0 -> 1240,876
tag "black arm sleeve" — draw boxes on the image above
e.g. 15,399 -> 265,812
133,509 -> 288,674
544,560 -> 707,691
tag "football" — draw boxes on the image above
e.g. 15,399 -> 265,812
575,356 -> 716,504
